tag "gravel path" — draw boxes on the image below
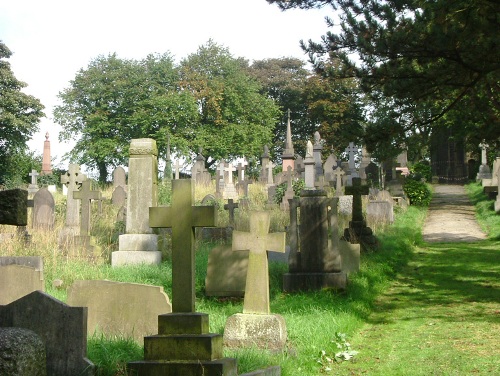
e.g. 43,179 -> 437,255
422,185 -> 487,242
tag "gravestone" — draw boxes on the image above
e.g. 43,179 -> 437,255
0,291 -> 94,376
192,149 -> 211,185
28,169 -> 39,196
283,190 -> 346,292
223,163 -> 238,200
223,211 -> 287,350
333,166 -> 345,196
112,166 -> 127,189
32,188 -> 55,230
366,201 -> 394,227
59,164 -> 86,246
304,140 -> 315,188
260,145 -> 270,183
280,166 -> 295,211
0,256 -> 44,305
224,199 -> 239,228
238,179 -> 253,197
266,161 -> 275,186
41,132 -> 53,175
173,159 -> 181,179
294,155 -> 305,179
0,189 -> 28,226
476,141 -> 492,181
0,327 -> 46,376
323,153 -> 337,183
216,161 -> 225,198
358,146 -> 371,181
72,180 -> 101,254
313,131 -> 323,177
111,185 -> 127,207
343,178 -> 377,251
130,179 -> 237,375
287,198 -> 300,273
113,138 -> 160,266
365,162 -> 380,187
67,280 -> 172,343
205,244 -> 248,297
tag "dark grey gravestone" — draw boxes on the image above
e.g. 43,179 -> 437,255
0,189 -> 28,226
0,291 -> 94,376
32,188 -> 55,230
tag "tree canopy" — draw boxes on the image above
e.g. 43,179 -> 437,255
268,0 -> 500,155
0,41 -> 45,185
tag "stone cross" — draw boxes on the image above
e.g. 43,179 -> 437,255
223,199 -> 239,228
61,164 -> 86,230
286,165 -> 294,191
225,163 -> 236,184
345,177 -> 369,222
479,141 -> 489,165
232,211 -> 286,314
73,180 -> 101,236
333,167 -> 345,196
239,179 -> 252,197
345,142 -> 358,170
174,160 -> 181,179
266,161 -> 275,185
29,170 -> 39,186
217,161 -> 225,182
149,179 -> 216,313
237,162 -> 245,184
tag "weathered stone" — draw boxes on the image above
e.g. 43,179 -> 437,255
67,280 -> 171,343
0,257 -> 44,305
32,188 -> 55,230
112,166 -> 127,188
0,291 -> 94,376
0,189 -> 28,226
111,185 -> 127,207
205,244 -> 248,297
339,239 -> 360,274
0,327 -> 46,376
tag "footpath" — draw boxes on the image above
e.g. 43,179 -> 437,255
337,184 -> 499,375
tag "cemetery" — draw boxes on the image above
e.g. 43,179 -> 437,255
1,133 -> 499,375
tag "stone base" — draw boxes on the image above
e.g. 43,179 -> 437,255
118,233 -> 158,252
111,251 -> 161,266
223,313 -> 287,351
128,358 -> 238,376
282,272 -> 347,292
339,240 -> 360,274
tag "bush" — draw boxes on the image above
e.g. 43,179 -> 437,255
403,179 -> 432,206
274,179 -> 305,204
409,161 -> 432,182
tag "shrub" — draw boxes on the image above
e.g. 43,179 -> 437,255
409,161 -> 432,182
274,179 -> 305,204
403,179 -> 432,206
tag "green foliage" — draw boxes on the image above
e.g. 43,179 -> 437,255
0,148 -> 42,188
409,161 -> 432,182
274,178 -> 305,204
403,179 -> 432,206
465,182 -> 500,240
317,332 -> 359,372
87,335 -> 143,376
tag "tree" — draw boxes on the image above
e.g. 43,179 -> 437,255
268,0 -> 500,153
0,41 -> 45,185
54,53 -> 198,183
247,57 -> 314,158
179,40 -> 280,167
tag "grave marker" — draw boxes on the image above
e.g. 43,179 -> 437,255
32,187 -> 55,230
223,199 -> 239,228
73,180 -> 101,237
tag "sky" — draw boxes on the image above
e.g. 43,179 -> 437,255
0,0 -> 335,168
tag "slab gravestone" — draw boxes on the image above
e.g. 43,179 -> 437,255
205,244 -> 248,297
32,188 -> 55,230
0,291 -> 94,376
112,166 -> 126,188
111,185 -> 127,208
323,153 -> 337,182
0,189 -> 28,226
224,211 -> 287,350
0,256 -> 44,305
67,280 -> 172,342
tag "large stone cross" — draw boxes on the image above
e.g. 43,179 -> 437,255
232,211 -> 286,314
149,179 -> 217,312
345,177 -> 369,222
333,167 -> 345,196
29,169 -> 39,185
237,162 -> 245,185
266,161 -> 275,185
225,163 -> 236,184
479,141 -> 489,165
61,164 -> 86,229
73,180 -> 101,236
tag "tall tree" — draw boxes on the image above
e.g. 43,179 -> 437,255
247,57 -> 314,158
179,40 -> 280,167
0,41 -> 45,185
268,0 -> 500,153
54,53 -> 198,182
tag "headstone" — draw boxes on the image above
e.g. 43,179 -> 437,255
287,198 -> 300,273
365,162 -> 380,187
150,179 -> 216,313
0,256 -> 44,305
313,131 -> 324,177
216,161 -> 225,197
224,211 -> 287,351
0,189 -> 28,226
173,159 -> 181,180
323,153 -> 337,183
164,134 -> 172,181
266,161 -> 275,186
59,164 -> 86,245
205,244 -> 248,297
28,169 -> 39,195
281,166 -> 295,211
477,140 -> 492,181
236,162 -> 246,185
223,163 -> 238,200
366,201 -> 394,226
224,199 -> 239,228
73,180 -> 101,237
32,188 -> 55,230
283,189 -> 346,292
294,155 -> 305,179
67,280 -> 172,343
260,145 -> 270,183
358,146 -> 372,180
111,185 -> 127,207
0,291 -> 94,376
112,166 -> 127,189
238,179 -> 253,197
345,142 -> 358,171
114,138 -> 160,266
0,327 -> 46,376
304,140 -> 315,188
344,178 -> 377,251
332,166 -> 345,197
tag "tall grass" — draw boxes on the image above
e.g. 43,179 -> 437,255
0,181 -> 423,375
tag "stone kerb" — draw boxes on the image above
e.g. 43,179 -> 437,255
114,138 -> 160,266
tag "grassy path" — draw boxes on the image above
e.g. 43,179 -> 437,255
335,185 -> 500,375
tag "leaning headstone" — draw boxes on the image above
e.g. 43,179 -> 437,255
0,327 -> 46,376
205,244 -> 248,297
224,211 -> 287,351
0,291 -> 94,376
0,189 -> 28,226
0,256 -> 44,305
129,179 -> 237,375
113,138 -> 160,266
32,188 -> 55,230
67,280 -> 172,343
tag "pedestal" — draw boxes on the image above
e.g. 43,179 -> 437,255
112,234 -> 160,266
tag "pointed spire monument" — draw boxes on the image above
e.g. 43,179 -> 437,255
41,132 -> 52,175
281,109 -> 295,172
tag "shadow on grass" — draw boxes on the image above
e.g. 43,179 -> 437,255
366,240 -> 500,324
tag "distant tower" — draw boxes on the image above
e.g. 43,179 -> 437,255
281,109 -> 295,172
41,132 -> 52,175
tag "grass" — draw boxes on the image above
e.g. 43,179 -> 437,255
1,180 -> 465,375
